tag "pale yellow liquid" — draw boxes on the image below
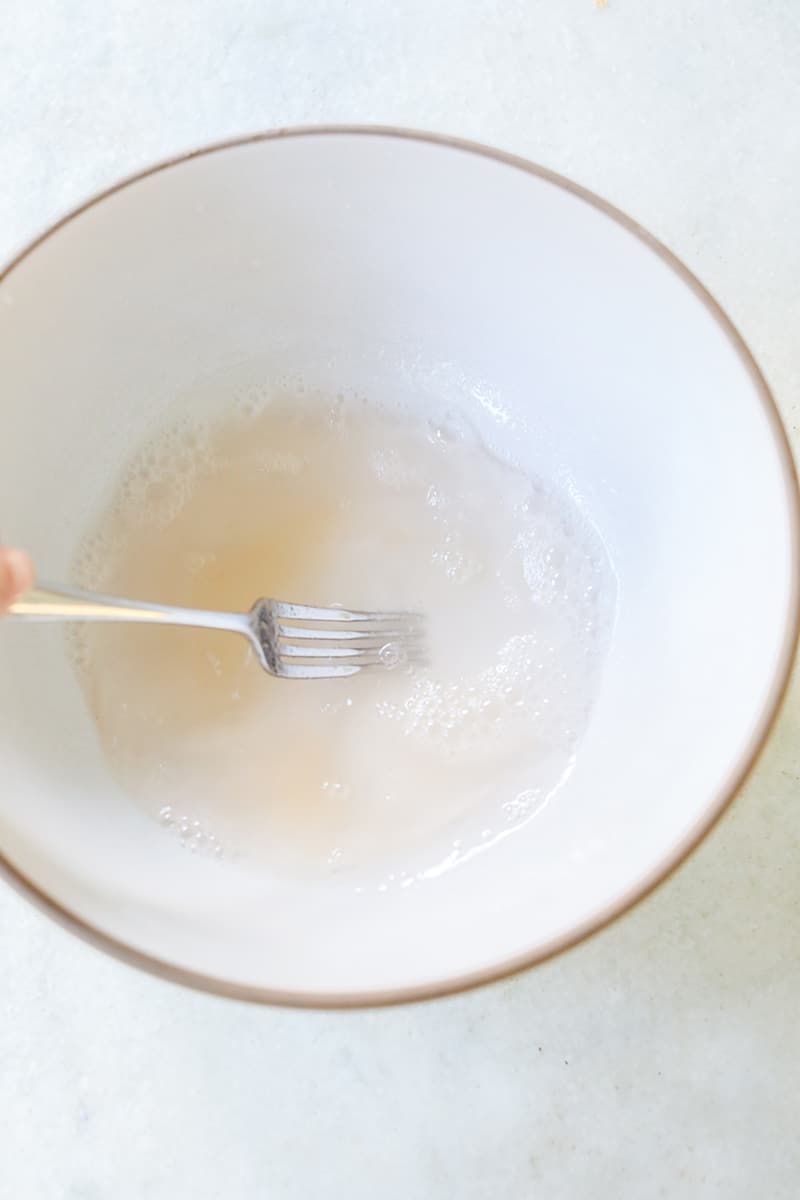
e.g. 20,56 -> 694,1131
72,389 -> 615,885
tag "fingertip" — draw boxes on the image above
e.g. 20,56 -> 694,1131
0,548 -> 35,604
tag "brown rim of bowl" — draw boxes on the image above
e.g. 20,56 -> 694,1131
1,125 -> 799,1009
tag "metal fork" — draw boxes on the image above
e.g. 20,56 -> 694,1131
7,582 -> 425,679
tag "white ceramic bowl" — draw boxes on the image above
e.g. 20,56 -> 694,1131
1,129 -> 797,1006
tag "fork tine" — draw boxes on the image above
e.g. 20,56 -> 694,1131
276,623 -> 420,645
272,600 -> 422,625
279,644 -> 415,664
278,656 -> 430,678
278,662 -> 363,679
283,643 -> 426,659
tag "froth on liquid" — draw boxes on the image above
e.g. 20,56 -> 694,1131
71,388 -> 615,886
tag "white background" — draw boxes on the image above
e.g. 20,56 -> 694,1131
2,2 -> 800,1196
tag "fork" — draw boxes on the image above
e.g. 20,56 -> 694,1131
7,582 -> 425,679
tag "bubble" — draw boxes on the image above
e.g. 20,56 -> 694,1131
502,789 -> 546,823
426,410 -> 474,449
157,806 -> 226,860
370,447 -> 413,487
379,642 -> 405,670
322,780 -> 351,800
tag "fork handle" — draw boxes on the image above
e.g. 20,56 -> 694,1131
6,581 -> 248,636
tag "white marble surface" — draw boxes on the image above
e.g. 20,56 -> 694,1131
2,2 -> 800,1196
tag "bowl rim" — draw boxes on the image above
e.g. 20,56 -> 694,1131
2,124 -> 798,1009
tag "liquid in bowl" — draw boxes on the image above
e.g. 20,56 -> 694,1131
70,384 -> 616,891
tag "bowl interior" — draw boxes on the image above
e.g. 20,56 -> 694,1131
0,131 -> 795,1003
